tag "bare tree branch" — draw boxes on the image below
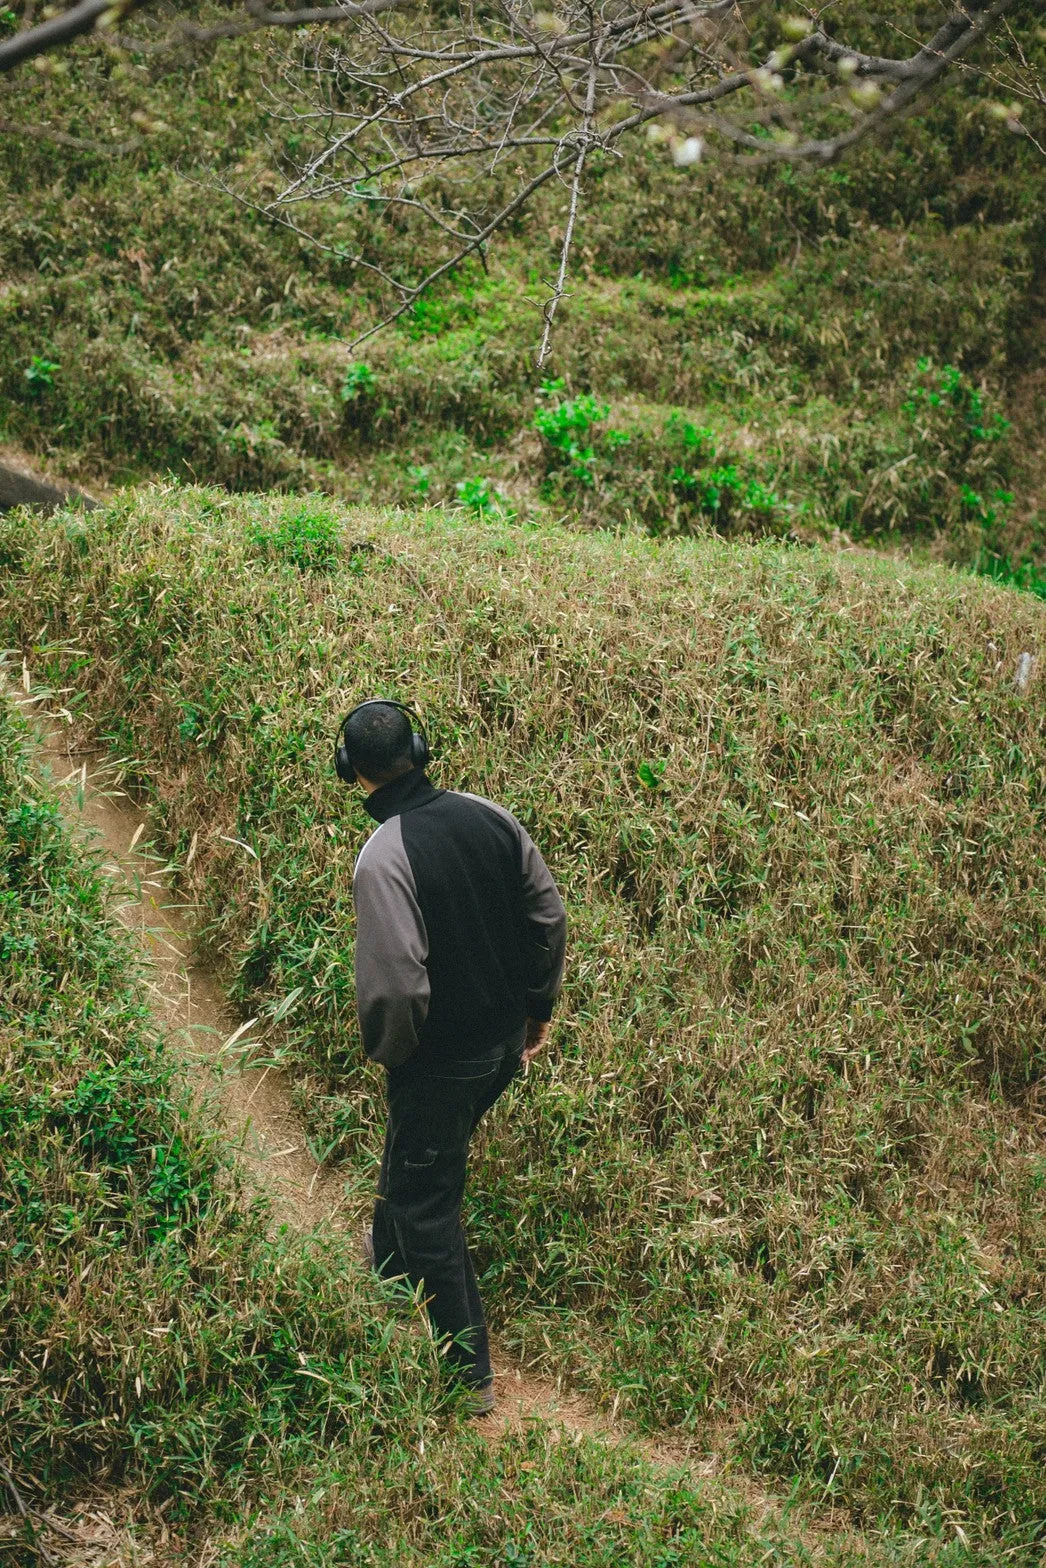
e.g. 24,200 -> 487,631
537,13 -> 600,365
0,0 -> 149,73
4,0 -> 1037,351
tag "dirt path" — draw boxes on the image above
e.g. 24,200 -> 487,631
24,706 -> 837,1559
35,713 -> 345,1230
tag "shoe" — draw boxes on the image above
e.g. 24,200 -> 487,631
361,1226 -> 375,1269
462,1381 -> 496,1418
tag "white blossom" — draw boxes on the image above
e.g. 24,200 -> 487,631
671,136 -> 705,167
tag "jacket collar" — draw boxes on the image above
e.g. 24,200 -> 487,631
364,767 -> 442,824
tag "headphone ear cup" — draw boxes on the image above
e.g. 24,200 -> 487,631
412,731 -> 429,770
335,737 -> 357,784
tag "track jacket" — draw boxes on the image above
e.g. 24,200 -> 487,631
352,768 -> 567,1069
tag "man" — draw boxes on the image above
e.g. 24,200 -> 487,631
336,698 -> 567,1415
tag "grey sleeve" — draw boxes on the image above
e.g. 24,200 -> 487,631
352,818 -> 430,1068
519,826 -> 567,1021
464,794 -> 567,1020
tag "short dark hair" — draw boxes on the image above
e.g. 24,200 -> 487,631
342,702 -> 414,783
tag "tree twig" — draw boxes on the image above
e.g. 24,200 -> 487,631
0,112 -> 140,154
537,19 -> 600,367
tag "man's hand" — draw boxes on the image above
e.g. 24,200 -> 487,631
521,1017 -> 551,1069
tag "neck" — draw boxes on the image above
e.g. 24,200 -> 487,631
363,767 -> 440,823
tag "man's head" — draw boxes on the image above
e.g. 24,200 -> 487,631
340,701 -> 416,790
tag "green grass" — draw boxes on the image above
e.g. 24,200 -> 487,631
2,489 -> 1043,1559
2,685 -> 883,1568
975,552 -> 1046,601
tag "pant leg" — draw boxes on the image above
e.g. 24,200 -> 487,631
375,1055 -> 498,1386
371,1108 -> 408,1280
372,1027 -> 525,1388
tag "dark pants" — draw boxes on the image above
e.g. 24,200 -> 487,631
372,1026 -> 525,1389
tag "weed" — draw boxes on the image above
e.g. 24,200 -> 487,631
904,360 -> 1011,449
247,497 -> 343,569
341,362 -> 377,402
974,549 -> 1046,600
533,382 -> 609,486
455,476 -> 515,519
23,354 -> 59,391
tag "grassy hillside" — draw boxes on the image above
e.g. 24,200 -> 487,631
2,686 -> 858,1568
2,490 -> 1043,1558
1,7 -> 1043,577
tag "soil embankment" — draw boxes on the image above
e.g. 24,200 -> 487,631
0,454 -> 98,514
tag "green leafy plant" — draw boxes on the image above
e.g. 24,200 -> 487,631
741,477 -> 784,516
699,463 -> 740,514
961,483 -> 1013,529
904,360 -> 1011,450
533,381 -> 610,486
224,419 -> 284,460
455,476 -> 514,518
406,464 -> 430,496
665,416 -> 716,463
637,759 -> 666,789
23,355 -> 60,392
340,362 -> 377,402
248,499 -> 342,569
975,549 -> 1046,601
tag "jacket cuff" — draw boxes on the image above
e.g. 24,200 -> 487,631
525,995 -> 554,1023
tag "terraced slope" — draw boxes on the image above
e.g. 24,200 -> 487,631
2,490 -> 1043,1556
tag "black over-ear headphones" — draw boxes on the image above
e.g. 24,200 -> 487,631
334,698 -> 430,784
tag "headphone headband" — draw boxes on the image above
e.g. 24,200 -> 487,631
334,698 -> 430,784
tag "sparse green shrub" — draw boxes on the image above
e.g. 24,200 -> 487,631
455,475 -> 514,519
904,360 -> 1011,451
859,359 -> 1018,540
533,381 -> 610,486
247,497 -> 342,569
974,546 -> 1046,601
225,418 -> 286,463
340,362 -> 377,402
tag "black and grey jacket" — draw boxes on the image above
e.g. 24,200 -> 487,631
352,768 -> 567,1068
